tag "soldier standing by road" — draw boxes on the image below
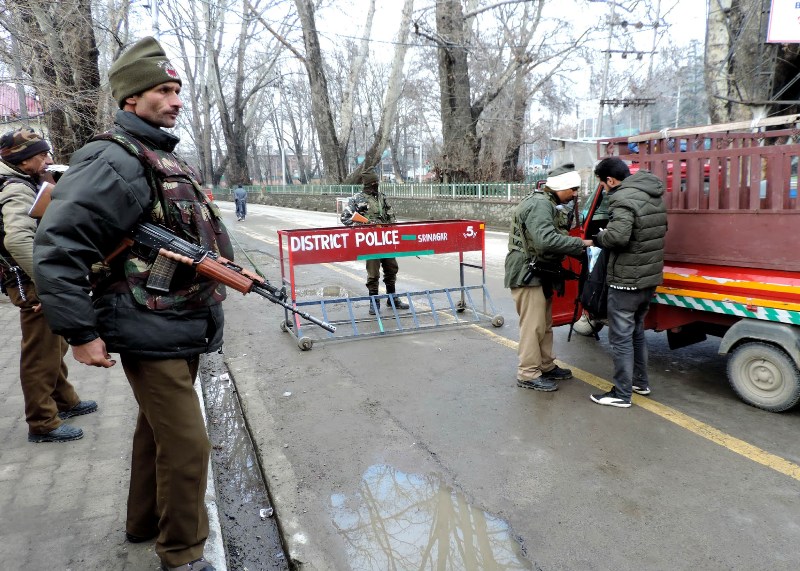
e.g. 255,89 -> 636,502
0,128 -> 97,443
341,171 -> 410,315
590,157 -> 667,408
34,37 -> 222,571
505,164 -> 593,391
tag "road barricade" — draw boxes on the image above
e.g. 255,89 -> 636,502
277,219 -> 504,350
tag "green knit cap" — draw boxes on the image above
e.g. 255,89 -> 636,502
109,37 -> 182,108
361,171 -> 380,187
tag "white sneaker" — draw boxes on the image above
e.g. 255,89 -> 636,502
590,390 -> 631,408
632,384 -> 651,395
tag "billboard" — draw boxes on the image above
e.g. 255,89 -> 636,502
767,0 -> 800,43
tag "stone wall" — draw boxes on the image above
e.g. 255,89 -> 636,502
222,192 -> 515,231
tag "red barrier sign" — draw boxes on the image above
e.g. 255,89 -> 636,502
278,219 -> 485,265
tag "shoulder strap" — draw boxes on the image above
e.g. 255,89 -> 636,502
92,131 -> 166,215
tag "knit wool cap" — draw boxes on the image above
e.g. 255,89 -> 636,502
546,162 -> 581,191
361,171 -> 380,186
109,37 -> 182,108
0,128 -> 50,165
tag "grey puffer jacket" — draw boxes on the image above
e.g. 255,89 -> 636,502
595,170 -> 667,289
33,110 -> 225,357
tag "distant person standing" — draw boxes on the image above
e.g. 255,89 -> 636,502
0,128 -> 97,443
504,163 -> 592,391
590,157 -> 667,408
340,171 -> 409,315
234,183 -> 247,221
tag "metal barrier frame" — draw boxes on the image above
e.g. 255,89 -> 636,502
276,220 -> 504,350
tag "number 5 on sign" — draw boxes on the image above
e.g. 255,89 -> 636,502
463,225 -> 475,238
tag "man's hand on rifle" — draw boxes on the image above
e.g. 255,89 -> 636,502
72,337 -> 117,368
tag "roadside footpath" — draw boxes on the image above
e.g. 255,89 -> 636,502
0,296 -> 226,570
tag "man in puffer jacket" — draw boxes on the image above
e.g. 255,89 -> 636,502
34,37 -> 220,571
0,128 -> 97,443
590,157 -> 667,408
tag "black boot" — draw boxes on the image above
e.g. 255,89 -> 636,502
369,299 -> 380,315
390,295 -> 410,310
386,287 -> 409,310
368,292 -> 380,315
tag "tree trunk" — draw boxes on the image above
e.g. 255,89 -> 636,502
350,0 -> 414,183
500,69 -> 527,181
294,0 -> 346,182
435,0 -> 478,183
5,1 -> 101,161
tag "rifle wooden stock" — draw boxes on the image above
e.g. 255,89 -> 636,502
102,223 -> 336,333
350,211 -> 369,224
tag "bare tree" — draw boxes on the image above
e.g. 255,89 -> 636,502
705,0 -> 800,122
415,0 -> 589,182
0,0 -> 102,161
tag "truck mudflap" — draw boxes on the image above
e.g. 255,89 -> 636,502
718,319 -> 800,365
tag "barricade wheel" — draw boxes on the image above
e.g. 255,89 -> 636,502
298,337 -> 313,351
280,320 -> 288,332
491,315 -> 504,327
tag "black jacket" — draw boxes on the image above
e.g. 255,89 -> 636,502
33,111 -> 224,358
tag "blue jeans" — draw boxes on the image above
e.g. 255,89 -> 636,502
235,198 -> 247,219
607,287 -> 655,400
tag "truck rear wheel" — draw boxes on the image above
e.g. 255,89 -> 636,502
727,342 -> 800,412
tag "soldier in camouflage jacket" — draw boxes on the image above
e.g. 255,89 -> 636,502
340,171 -> 409,314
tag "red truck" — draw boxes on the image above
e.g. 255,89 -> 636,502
552,115 -> 800,412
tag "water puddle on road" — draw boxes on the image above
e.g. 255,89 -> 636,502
330,464 -> 532,570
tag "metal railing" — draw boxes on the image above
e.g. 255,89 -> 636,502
213,175 -> 549,202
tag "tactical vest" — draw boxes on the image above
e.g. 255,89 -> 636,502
507,191 -> 538,255
356,190 -> 392,223
507,190 -> 570,259
92,131 -> 233,311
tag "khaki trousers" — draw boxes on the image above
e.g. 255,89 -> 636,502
7,281 -> 79,434
121,355 -> 210,567
366,257 -> 399,293
511,286 -> 555,381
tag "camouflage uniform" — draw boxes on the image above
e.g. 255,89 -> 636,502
340,174 -> 406,308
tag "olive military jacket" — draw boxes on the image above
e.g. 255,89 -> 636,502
595,170 -> 667,289
504,190 -> 585,288
341,189 -> 396,225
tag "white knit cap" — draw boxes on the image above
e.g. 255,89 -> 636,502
546,170 -> 582,191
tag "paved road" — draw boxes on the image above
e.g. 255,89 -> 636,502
218,201 -> 800,571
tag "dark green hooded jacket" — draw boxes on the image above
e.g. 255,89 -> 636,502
595,170 -> 667,289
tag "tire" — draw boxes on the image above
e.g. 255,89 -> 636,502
298,337 -> 313,351
572,312 -> 605,336
491,315 -> 504,327
279,320 -> 288,332
727,342 -> 800,412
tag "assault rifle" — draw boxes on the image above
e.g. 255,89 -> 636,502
108,222 -> 336,333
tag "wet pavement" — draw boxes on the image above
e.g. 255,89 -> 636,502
330,464 -> 531,570
202,352 -> 289,571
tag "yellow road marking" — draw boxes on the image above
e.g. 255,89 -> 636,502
234,222 -> 800,482
475,325 -> 800,482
